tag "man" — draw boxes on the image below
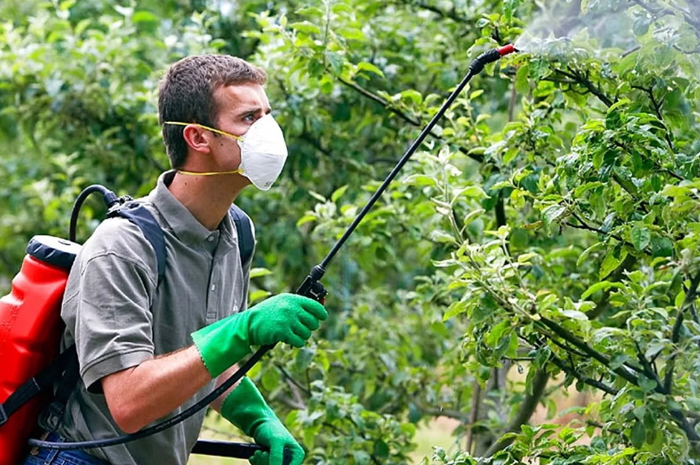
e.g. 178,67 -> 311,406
24,55 -> 325,465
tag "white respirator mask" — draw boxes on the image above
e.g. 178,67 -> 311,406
165,114 -> 288,191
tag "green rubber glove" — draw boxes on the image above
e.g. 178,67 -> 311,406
250,451 -> 270,465
191,294 -> 327,377
222,377 -> 304,465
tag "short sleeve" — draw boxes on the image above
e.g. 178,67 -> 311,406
241,219 -> 256,312
62,219 -> 158,392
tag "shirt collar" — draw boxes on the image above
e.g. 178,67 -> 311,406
149,171 -> 236,247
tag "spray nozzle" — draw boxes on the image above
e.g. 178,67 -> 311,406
498,44 -> 518,56
469,44 -> 518,74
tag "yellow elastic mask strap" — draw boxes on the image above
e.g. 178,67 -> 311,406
177,169 -> 242,176
164,121 -> 244,176
163,121 -> 243,141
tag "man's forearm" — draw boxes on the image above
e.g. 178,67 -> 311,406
101,345 -> 211,434
211,363 -> 243,413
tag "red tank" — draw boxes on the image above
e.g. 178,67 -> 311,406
0,236 -> 80,465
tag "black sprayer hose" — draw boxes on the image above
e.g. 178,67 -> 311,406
69,185 -> 119,242
29,44 -> 516,460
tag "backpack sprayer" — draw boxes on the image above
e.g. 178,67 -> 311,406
0,44 -> 516,464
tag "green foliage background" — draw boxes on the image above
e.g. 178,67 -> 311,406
1,0 -> 700,463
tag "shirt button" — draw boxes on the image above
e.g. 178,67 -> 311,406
210,284 -> 216,291
207,236 -> 214,242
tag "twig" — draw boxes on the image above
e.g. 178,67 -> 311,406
554,67 -> 614,107
275,363 -> 311,396
336,76 -> 485,163
547,352 -> 618,395
567,211 -> 626,244
414,399 -> 471,423
630,84 -> 676,153
664,271 -> 700,393
391,0 -> 471,22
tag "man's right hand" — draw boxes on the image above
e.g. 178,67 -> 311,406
246,293 -> 327,347
191,293 -> 327,378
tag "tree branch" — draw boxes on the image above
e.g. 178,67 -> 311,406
538,316 -> 644,385
480,368 -> 549,459
466,382 -> 482,453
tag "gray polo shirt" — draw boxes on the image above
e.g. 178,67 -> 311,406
40,171 -> 254,464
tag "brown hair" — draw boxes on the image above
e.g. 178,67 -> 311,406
158,55 -> 267,169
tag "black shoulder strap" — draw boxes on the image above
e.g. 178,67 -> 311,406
229,204 -> 255,267
108,202 -> 253,278
107,202 -> 166,284
0,346 -> 76,427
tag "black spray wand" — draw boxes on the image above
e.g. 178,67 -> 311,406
29,44 -> 517,462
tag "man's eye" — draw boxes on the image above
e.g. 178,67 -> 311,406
243,114 -> 255,122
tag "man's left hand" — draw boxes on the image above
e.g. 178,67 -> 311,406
251,418 -> 304,465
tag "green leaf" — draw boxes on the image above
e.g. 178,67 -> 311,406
608,98 -> 631,113
249,289 -> 272,303
400,89 -> 423,104
289,21 -> 321,34
455,185 -> 489,200
633,16 -> 651,36
331,185 -> 349,203
487,319 -> 511,346
464,208 -> 485,226
562,310 -> 588,320
353,451 -> 371,465
296,214 -> 317,227
645,341 -> 666,359
249,267 -> 273,279
630,421 -> 645,449
542,204 -> 567,226
638,374 -> 658,392
59,0 -> 76,10
429,230 -> 456,244
631,224 -> 651,251
261,367 -> 280,390
675,290 -> 686,309
404,174 -> 437,187
651,236 -> 673,258
581,281 -> 625,299
357,62 -> 384,77
308,191 -> 327,202
515,64 -> 530,95
443,300 -> 468,321
373,440 -> 390,459
296,6 -> 324,17
577,242 -> 603,267
599,248 -> 628,279
574,181 -> 604,197
132,11 -> 158,24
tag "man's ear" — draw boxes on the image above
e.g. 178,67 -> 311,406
182,125 -> 212,154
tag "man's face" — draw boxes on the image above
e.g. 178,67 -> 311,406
210,82 -> 272,172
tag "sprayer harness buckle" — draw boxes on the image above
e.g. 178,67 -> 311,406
105,195 -> 134,216
0,403 -> 7,427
